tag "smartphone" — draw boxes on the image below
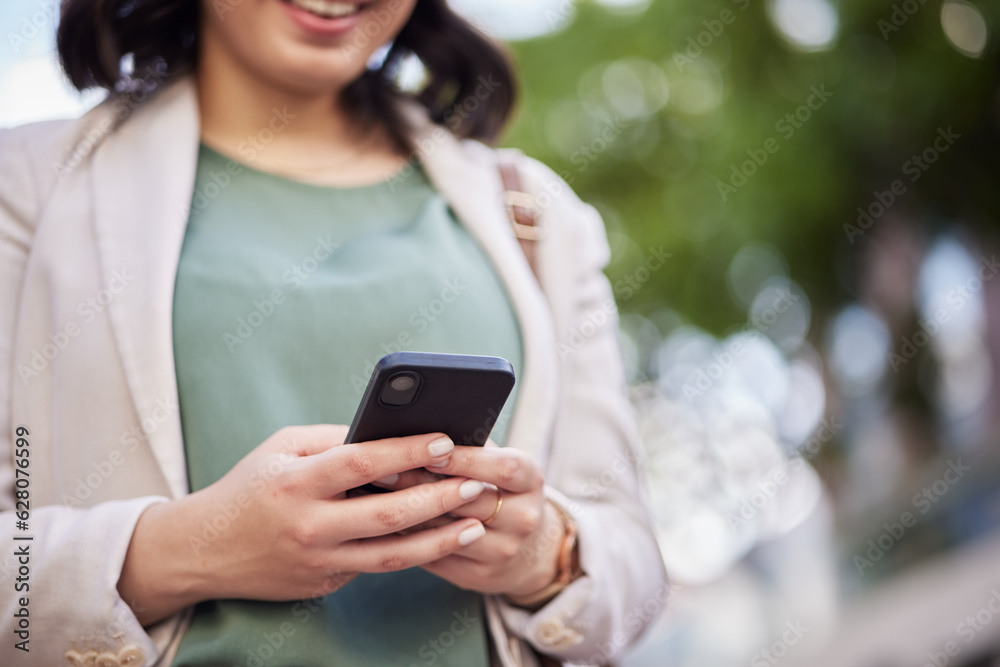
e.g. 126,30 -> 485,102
345,351 -> 516,448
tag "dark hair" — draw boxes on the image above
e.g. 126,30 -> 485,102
56,0 -> 517,150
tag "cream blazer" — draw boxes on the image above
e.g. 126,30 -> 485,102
0,77 -> 666,667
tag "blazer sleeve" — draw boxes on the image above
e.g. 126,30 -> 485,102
0,126 -> 172,666
492,155 -> 669,665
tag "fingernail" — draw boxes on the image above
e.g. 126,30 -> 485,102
374,473 -> 398,486
427,436 -> 454,458
458,523 -> 486,546
459,479 -> 485,500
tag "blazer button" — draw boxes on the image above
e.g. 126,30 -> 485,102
537,618 -> 566,645
65,649 -> 98,666
118,644 -> 145,666
537,617 -> 584,649
96,650 -> 121,667
553,627 -> 584,648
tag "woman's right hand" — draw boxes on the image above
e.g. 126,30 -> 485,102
116,425 -> 487,626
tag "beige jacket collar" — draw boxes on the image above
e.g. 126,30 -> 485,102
86,77 -> 558,499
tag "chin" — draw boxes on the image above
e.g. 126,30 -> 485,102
259,44 -> 371,95
207,0 -> 412,95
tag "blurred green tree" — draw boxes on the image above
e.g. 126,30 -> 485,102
502,0 -> 998,336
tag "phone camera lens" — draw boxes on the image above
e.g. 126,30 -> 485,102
389,375 -> 415,391
380,372 -> 421,406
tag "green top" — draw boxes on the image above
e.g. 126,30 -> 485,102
170,144 -> 524,667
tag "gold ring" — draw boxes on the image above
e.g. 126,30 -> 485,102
482,484 -> 503,526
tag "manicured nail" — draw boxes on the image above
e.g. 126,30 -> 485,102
426,457 -> 450,469
427,436 -> 454,458
458,523 -> 486,546
459,479 -> 485,500
374,474 -> 398,486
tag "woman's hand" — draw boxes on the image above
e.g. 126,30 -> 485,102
117,425 -> 487,626
376,444 -> 566,597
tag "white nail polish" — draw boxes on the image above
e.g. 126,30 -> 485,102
427,436 -> 454,458
375,474 -> 398,486
458,523 -> 486,546
459,480 -> 485,500
426,457 -> 450,469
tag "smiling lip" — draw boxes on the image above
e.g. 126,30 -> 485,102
279,0 -> 368,36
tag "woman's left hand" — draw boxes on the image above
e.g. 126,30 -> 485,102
373,442 -> 566,597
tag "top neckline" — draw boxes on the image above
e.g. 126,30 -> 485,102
197,141 -> 426,194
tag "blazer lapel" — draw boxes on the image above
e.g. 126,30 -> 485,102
90,78 -> 201,499
413,122 -> 560,463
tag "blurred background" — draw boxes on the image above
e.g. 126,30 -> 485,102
3,0 -> 999,664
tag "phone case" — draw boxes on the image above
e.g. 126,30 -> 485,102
345,351 -> 516,447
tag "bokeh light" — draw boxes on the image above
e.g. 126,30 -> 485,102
767,0 -> 840,52
827,305 -> 890,396
941,0 -> 990,59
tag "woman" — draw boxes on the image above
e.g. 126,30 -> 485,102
0,0 -> 666,665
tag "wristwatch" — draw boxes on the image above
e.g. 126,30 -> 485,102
504,500 -> 583,611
